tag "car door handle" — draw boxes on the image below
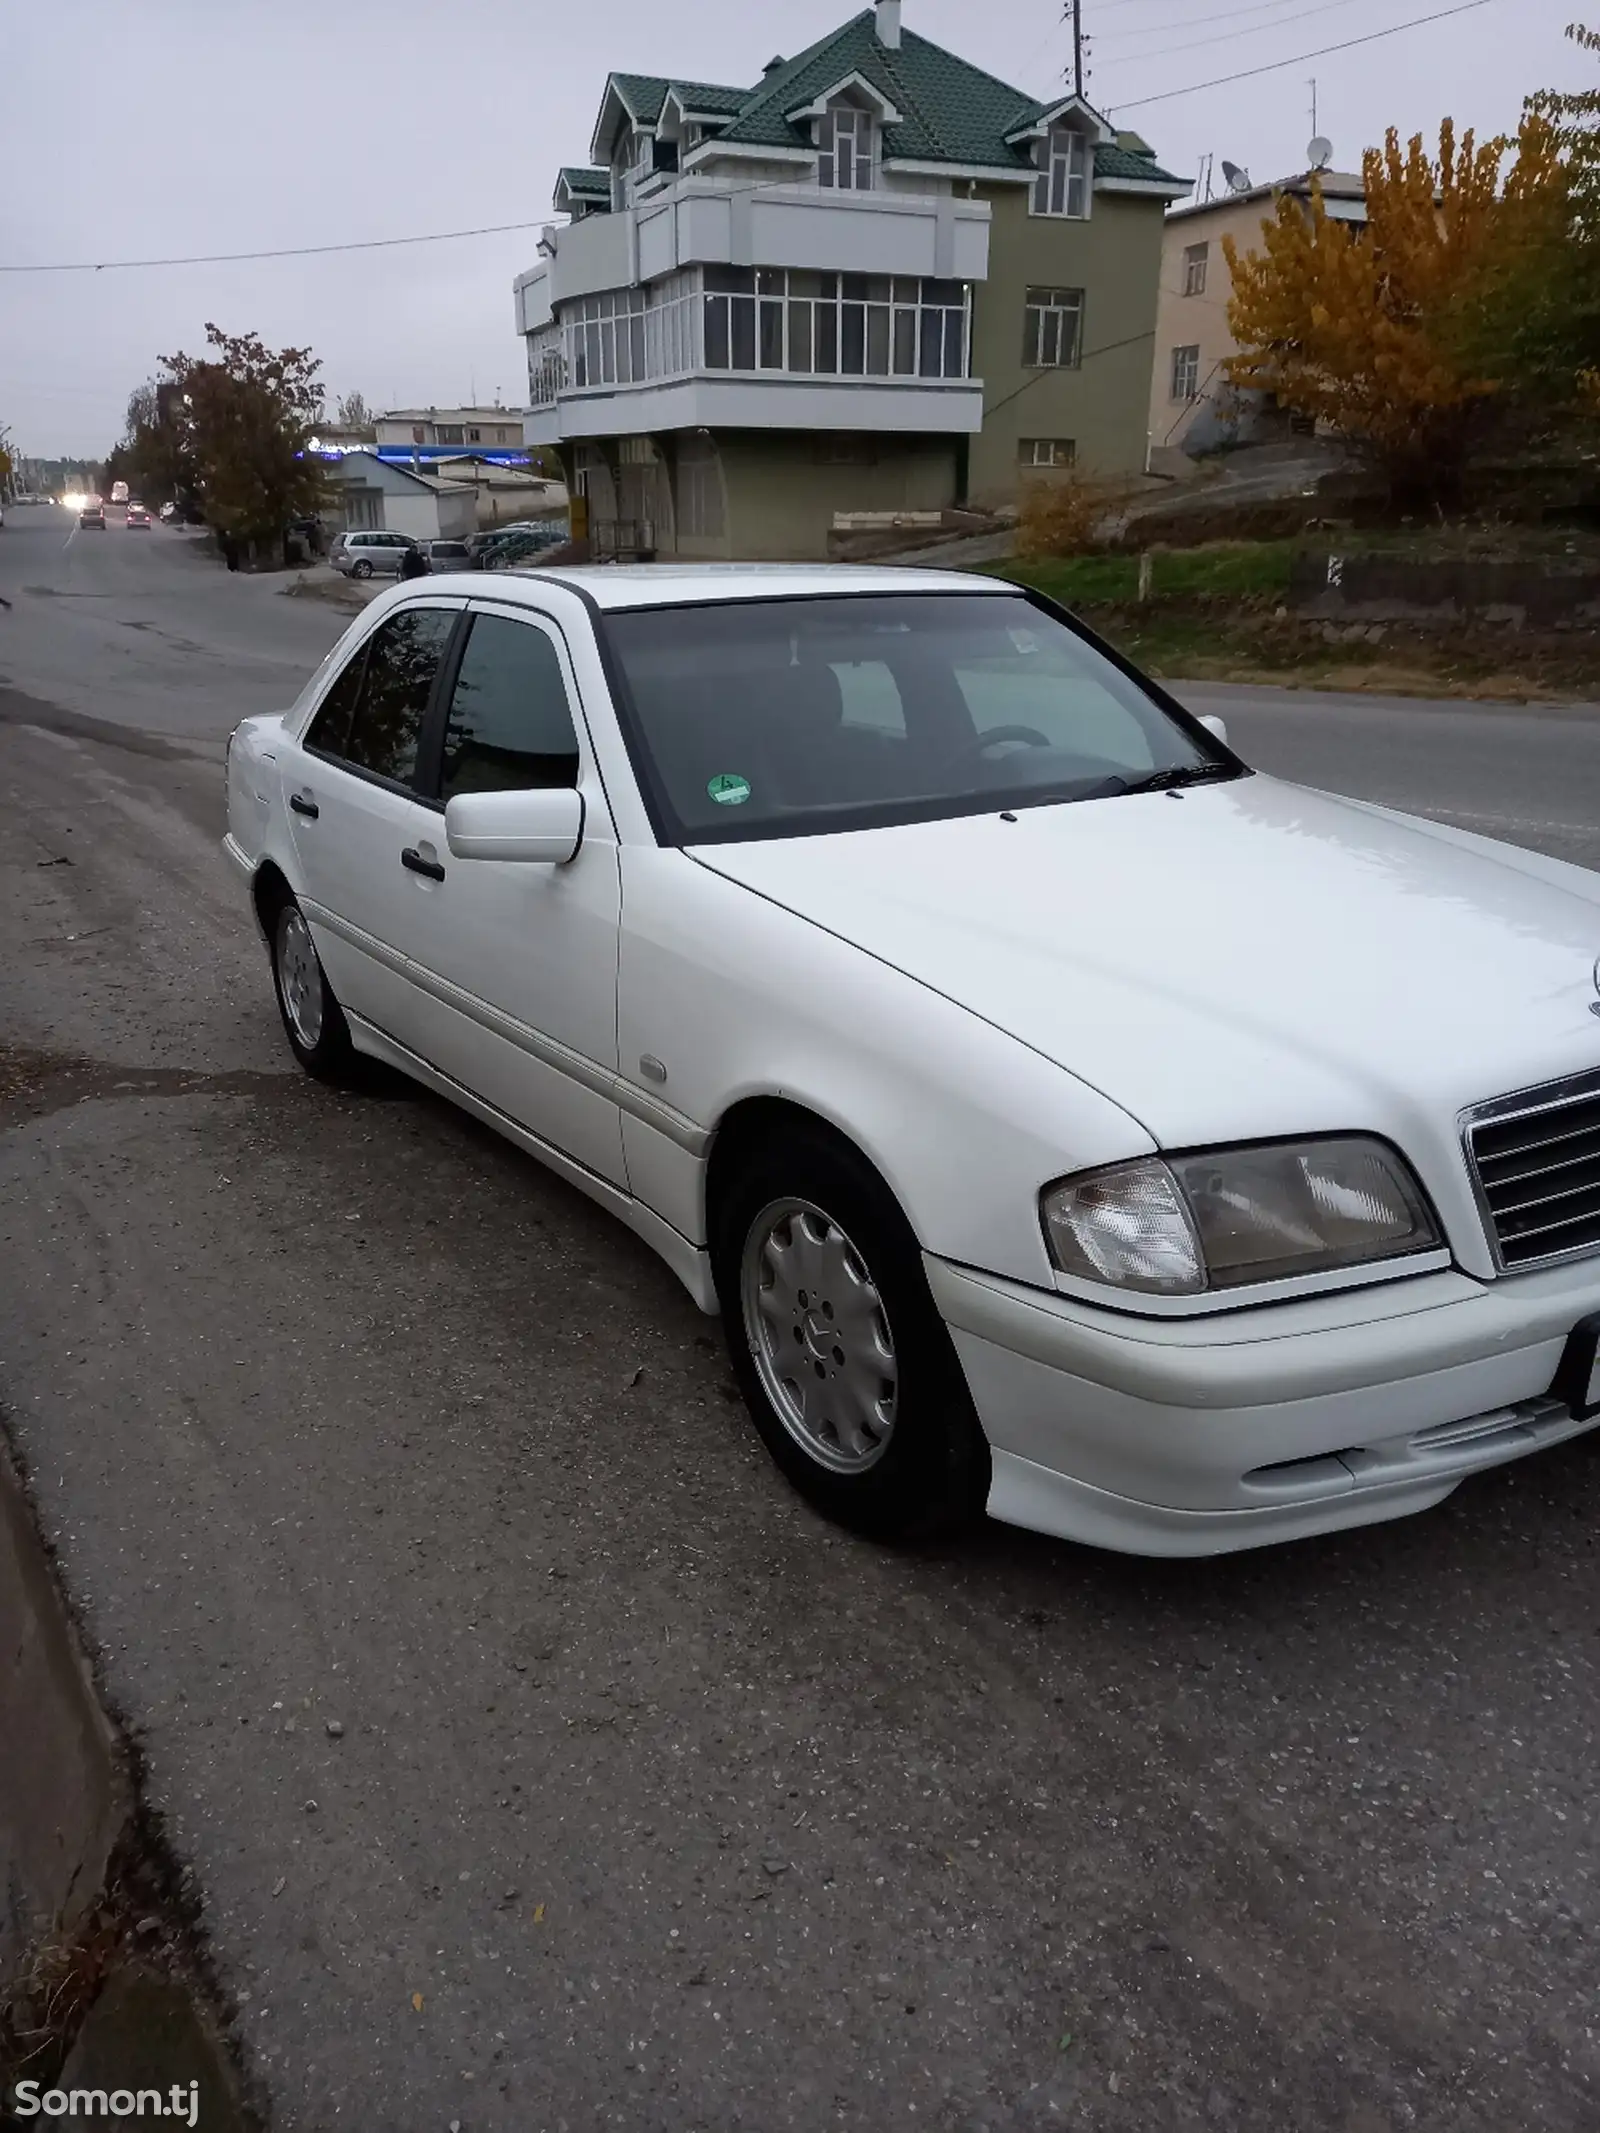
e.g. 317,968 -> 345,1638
289,794 -> 319,820
401,847 -> 446,882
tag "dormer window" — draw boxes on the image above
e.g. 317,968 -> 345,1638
819,102 -> 875,191
1032,125 -> 1092,218
612,127 -> 656,209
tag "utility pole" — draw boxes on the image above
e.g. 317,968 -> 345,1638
1072,0 -> 1084,97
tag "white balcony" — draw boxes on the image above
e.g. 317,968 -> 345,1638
524,373 -> 982,446
512,174 -> 990,336
521,262 -> 982,444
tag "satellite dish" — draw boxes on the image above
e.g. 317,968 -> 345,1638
1221,159 -> 1252,193
1307,135 -> 1333,170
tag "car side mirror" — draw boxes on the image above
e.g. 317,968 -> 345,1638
1198,713 -> 1228,746
444,787 -> 584,866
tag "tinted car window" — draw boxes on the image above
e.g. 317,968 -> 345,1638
337,609 -> 456,786
440,614 -> 580,800
304,643 -> 370,758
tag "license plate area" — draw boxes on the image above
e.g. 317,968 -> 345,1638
1551,1312 -> 1600,1419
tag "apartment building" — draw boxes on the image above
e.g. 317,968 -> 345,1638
1150,164 -> 1368,464
372,407 -> 531,465
512,0 -> 1186,559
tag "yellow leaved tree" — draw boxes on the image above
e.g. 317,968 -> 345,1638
1223,119 -> 1565,503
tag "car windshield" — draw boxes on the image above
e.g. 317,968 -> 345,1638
604,590 -> 1241,845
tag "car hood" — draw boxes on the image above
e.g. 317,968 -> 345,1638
690,776 -> 1600,1151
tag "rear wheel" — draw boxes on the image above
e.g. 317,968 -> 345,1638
351,559 -> 373,580
714,1126 -> 989,1541
270,897 -> 356,1081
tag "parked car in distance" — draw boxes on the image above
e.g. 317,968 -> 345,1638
79,502 -> 106,529
419,539 -> 476,573
329,530 -> 419,580
224,564 -> 1600,1560
126,503 -> 151,528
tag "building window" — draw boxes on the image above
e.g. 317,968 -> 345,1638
818,103 -> 875,191
411,426 -> 425,445
1031,126 -> 1092,218
436,424 -> 465,445
612,129 -> 655,210
1171,343 -> 1201,401
539,267 -> 969,401
1024,286 -> 1084,368
1020,438 -> 1076,469
706,268 -> 968,379
1182,242 -> 1209,296
468,426 -> 482,443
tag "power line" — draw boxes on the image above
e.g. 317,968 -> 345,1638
983,325 -> 1158,421
1097,0 -> 1365,56
1113,0 -> 1495,111
0,217 -> 549,276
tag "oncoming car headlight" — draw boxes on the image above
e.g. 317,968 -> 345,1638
1041,1137 -> 1441,1297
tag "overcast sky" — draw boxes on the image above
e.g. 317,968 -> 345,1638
2,0 -> 1590,456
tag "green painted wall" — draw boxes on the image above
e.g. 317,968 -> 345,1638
709,434 -> 958,561
967,186 -> 1166,506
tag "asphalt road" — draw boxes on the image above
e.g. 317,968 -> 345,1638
2,504 -> 1598,2132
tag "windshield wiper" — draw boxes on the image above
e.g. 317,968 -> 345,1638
1113,762 -> 1245,798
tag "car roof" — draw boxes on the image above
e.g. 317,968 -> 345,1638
486,563 -> 1000,611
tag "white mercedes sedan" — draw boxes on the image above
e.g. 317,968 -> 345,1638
225,565 -> 1600,1556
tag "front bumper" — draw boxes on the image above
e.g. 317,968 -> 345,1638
926,1253 -> 1600,1557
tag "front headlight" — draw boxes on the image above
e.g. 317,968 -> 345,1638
1042,1136 -> 1441,1296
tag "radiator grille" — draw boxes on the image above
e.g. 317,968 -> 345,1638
1466,1070 -> 1600,1270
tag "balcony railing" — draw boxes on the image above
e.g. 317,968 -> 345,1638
526,266 -> 971,408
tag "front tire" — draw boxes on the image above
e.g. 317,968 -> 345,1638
270,897 -> 356,1081
713,1127 -> 989,1541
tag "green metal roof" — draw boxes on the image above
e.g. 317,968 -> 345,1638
610,73 -> 748,126
720,13 -> 1045,167
595,15 -> 1184,187
557,166 -> 611,198
1094,141 -> 1181,183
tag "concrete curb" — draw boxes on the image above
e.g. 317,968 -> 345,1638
0,1438 -> 125,1980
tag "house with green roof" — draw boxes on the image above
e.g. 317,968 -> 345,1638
512,0 -> 1187,558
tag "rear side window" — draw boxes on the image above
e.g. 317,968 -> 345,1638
440,614 -> 580,799
304,644 -> 369,758
317,609 -> 456,786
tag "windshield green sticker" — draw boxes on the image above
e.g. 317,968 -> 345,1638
707,773 -> 752,807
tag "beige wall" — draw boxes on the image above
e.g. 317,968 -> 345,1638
966,185 -> 1167,506
1149,197 -> 1282,454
